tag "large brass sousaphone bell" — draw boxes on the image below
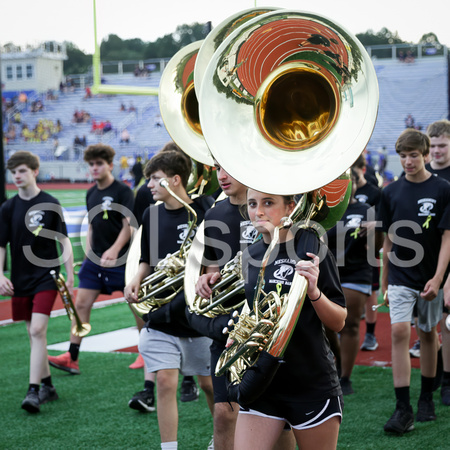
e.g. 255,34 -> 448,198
197,10 -> 378,384
159,39 -> 219,197
199,9 -> 379,195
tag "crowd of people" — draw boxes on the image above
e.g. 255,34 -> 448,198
1,119 -> 449,449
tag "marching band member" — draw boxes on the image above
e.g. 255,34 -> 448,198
48,144 -> 134,375
0,151 -> 74,412
125,150 -> 214,449
231,189 -> 346,450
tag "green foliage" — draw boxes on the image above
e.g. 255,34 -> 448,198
64,42 -> 92,75
356,27 -> 405,46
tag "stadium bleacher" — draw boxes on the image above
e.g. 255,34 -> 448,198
4,54 -> 449,179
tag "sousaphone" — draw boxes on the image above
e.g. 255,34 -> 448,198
197,9 -> 378,384
199,9 -> 379,195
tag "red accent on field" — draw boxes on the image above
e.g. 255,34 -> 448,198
0,296 -> 421,368
115,345 -> 138,353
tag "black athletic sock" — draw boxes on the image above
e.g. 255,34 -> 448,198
366,322 -> 376,335
420,375 -> 434,400
69,343 -> 80,361
183,376 -> 194,383
28,383 -> 40,393
144,380 -> 155,391
395,386 -> 410,406
41,376 -> 53,387
442,371 -> 450,387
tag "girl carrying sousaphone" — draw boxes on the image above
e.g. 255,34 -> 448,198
223,189 -> 346,449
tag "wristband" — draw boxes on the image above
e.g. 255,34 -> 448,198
310,291 -> 322,302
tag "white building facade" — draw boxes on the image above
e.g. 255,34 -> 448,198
1,42 -> 67,95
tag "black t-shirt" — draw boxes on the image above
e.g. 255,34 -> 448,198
365,165 -> 379,186
327,201 -> 372,284
242,228 -> 345,403
378,175 -> 450,289
425,163 -> 450,182
140,196 -> 213,337
86,180 -> 134,263
133,182 -> 155,226
354,182 -> 381,209
187,198 -> 257,345
0,191 -> 68,296
203,198 -> 257,269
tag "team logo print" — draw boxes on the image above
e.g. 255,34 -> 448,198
242,224 -> 258,242
273,264 -> 294,281
102,196 -> 113,211
418,198 -> 436,216
346,215 -> 363,228
28,210 -> 45,228
356,194 -> 369,204
178,224 -> 195,242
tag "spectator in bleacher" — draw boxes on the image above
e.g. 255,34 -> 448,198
103,120 -> 112,134
405,114 -> 415,129
128,102 -> 136,113
84,86 -> 92,99
405,51 -> 415,63
130,156 -> 144,189
120,128 -> 130,144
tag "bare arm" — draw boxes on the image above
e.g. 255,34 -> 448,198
381,233 -> 392,298
100,217 -> 132,267
0,247 -> 14,296
195,264 -> 221,299
124,261 -> 152,303
444,273 -> 450,308
421,229 -> 450,301
295,252 -> 347,332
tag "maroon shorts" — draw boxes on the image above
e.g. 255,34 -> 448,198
12,290 -> 58,321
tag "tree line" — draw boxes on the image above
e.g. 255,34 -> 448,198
62,23 -> 443,75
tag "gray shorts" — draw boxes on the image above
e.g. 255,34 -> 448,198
341,282 -> 372,295
138,328 -> 211,376
388,285 -> 443,332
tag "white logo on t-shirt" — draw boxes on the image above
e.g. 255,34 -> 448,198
102,196 -> 113,211
417,198 -> 436,216
28,210 -> 45,228
241,221 -> 257,243
346,214 -> 363,228
273,264 -> 294,281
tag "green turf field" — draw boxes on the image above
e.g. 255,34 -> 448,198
1,302 -> 449,449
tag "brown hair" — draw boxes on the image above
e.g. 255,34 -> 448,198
351,153 -> 366,169
144,149 -> 192,188
395,129 -> 430,156
83,144 -> 116,164
426,120 -> 450,139
6,151 -> 40,170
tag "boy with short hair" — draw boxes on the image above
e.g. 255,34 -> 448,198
48,144 -> 134,374
0,151 -> 74,413
379,129 -> 450,434
426,120 -> 450,405
125,150 -> 214,449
